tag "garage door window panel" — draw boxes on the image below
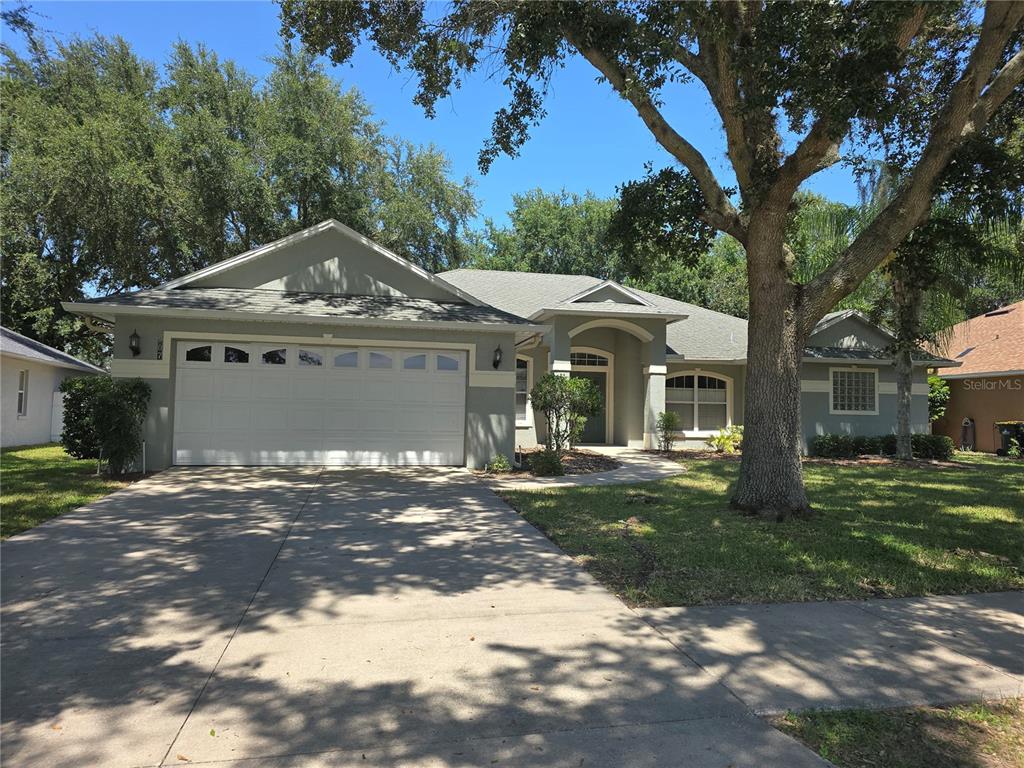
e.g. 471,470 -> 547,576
261,347 -> 288,366
298,348 -> 323,367
403,353 -> 427,370
369,351 -> 393,369
436,353 -> 462,372
333,350 -> 359,368
181,344 -> 213,365
224,346 -> 250,364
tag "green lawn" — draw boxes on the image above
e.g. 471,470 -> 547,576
502,453 -> 1024,606
774,699 -> 1023,768
1,443 -> 132,539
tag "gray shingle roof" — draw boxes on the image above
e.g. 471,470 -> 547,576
80,287 -> 535,327
0,326 -> 105,373
440,269 -> 693,318
441,269 -> 749,360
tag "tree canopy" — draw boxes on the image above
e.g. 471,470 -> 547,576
1,28 -> 477,360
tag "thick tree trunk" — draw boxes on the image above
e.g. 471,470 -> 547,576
891,275 -> 923,461
730,231 -> 811,518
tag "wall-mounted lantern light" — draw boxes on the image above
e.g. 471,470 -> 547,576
129,329 -> 141,357
492,345 -> 503,369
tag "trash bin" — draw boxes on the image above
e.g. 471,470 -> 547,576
995,421 -> 1024,456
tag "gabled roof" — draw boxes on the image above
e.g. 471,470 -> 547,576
811,309 -> 896,341
439,269 -> 690,321
160,219 -> 483,306
64,288 -> 540,332
0,326 -> 105,373
933,301 -> 1024,378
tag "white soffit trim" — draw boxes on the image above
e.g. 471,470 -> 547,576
156,219 -> 485,307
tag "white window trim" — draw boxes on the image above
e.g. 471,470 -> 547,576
665,369 -> 733,436
829,366 -> 879,416
569,346 -> 614,444
16,369 -> 28,417
515,354 -> 533,427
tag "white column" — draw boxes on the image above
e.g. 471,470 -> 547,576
643,364 -> 667,449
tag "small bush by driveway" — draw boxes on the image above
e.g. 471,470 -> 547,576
502,452 -> 1024,606
0,443 -> 132,538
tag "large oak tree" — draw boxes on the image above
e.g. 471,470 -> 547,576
280,0 -> 1024,515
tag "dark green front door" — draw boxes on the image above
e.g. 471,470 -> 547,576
571,371 -> 607,444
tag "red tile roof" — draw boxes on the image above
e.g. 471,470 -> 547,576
934,301 -> 1024,377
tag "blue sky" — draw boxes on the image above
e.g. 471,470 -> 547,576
9,1 -> 860,226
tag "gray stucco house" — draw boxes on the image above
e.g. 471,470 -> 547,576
64,220 -> 938,469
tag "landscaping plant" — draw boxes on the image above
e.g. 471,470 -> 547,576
706,425 -> 744,454
486,454 -> 512,473
60,377 -> 151,475
529,373 -> 601,457
655,411 -> 680,452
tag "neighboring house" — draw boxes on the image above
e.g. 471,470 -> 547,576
63,219 -> 946,470
932,301 -> 1024,453
1,326 -> 106,448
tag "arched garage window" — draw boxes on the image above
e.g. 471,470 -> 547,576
666,374 -> 730,432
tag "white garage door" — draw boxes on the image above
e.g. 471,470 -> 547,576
173,341 -> 466,466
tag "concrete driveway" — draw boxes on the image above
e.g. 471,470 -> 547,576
1,467 -> 824,768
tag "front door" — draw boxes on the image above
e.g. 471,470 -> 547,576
571,371 -> 607,444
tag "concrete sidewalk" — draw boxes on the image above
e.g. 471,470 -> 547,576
640,591 -> 1024,715
491,446 -> 683,490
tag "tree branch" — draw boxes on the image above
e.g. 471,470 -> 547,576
770,5 -> 929,208
800,1 -> 1024,333
564,30 -> 747,241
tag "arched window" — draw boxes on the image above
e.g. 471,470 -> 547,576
666,373 -> 730,432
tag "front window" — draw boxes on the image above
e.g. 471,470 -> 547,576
831,368 -> 877,414
17,370 -> 28,416
666,373 -> 729,432
569,351 -> 608,367
515,358 -> 530,422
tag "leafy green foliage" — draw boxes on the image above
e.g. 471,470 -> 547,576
811,433 -> 953,461
485,454 -> 512,474
655,411 -> 680,452
1,28 -> 477,358
59,377 -> 151,475
928,375 -> 951,422
527,449 -> 564,477
705,425 -> 744,454
529,374 -> 602,456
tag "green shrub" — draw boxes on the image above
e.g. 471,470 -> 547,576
59,377 -> 103,459
655,411 -> 680,451
705,424 -> 743,453
813,432 -> 953,461
530,373 -> 601,456
928,374 -> 950,422
810,433 -> 857,459
59,377 -> 151,475
529,449 -> 564,477
911,434 -> 954,460
486,454 -> 512,473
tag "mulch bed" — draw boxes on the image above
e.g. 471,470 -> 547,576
649,448 -> 971,470
481,448 -> 622,478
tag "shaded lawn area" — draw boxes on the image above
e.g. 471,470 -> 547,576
1,443 -> 132,539
501,452 -> 1024,606
774,699 -> 1024,768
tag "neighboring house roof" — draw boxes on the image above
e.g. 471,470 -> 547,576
67,287 -> 537,330
932,300 -> 1024,378
0,326 -> 105,373
802,346 -> 947,364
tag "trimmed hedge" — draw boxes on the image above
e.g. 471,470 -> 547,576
810,433 -> 954,461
